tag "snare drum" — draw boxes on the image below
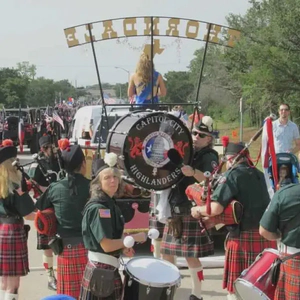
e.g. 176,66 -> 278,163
123,257 -> 181,300
234,248 -> 279,300
106,111 -> 193,190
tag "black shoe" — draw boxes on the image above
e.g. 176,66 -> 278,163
189,295 -> 203,300
48,279 -> 57,291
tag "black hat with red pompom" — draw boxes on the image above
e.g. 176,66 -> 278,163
0,139 -> 17,165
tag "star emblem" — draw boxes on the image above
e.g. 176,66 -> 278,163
147,144 -> 152,153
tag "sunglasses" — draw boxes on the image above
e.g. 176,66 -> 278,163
192,131 -> 208,138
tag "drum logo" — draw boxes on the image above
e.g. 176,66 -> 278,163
142,131 -> 174,169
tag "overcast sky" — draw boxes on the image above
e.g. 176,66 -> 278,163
1,0 -> 251,87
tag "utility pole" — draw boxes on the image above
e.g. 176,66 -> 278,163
240,97 -> 243,142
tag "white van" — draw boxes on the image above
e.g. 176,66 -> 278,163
71,105 -> 132,148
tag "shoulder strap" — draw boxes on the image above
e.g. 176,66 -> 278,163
281,251 -> 300,263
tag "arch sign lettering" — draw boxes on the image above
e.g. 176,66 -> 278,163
64,16 -> 241,58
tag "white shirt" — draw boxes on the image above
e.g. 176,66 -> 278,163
273,119 -> 300,153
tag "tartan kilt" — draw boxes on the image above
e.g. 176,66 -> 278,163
225,229 -> 277,293
36,232 -> 55,250
0,222 -> 29,276
274,255 -> 300,300
57,242 -> 88,299
160,214 -> 214,258
149,196 -> 165,239
80,261 -> 122,300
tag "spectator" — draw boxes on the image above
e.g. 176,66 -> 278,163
273,103 -> 300,154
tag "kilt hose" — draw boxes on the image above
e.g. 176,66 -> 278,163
36,232 -> 55,250
274,255 -> 300,300
149,197 -> 165,239
225,229 -> 277,293
0,222 -> 29,276
80,261 -> 122,300
57,242 -> 88,298
160,214 -> 214,258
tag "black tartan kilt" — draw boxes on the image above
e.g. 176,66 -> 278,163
80,261 -> 122,300
160,214 -> 214,258
36,232 -> 55,250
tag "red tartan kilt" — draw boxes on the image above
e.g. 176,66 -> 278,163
275,255 -> 300,300
57,242 -> 88,299
80,261 -> 122,300
160,214 -> 214,258
224,230 -> 277,293
34,208 -> 57,236
0,222 -> 29,276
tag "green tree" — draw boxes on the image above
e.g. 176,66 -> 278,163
25,77 -> 56,107
0,67 -> 29,108
224,0 -> 300,124
162,71 -> 194,107
16,61 -> 37,80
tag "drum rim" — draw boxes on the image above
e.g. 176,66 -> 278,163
125,256 -> 181,288
106,112 -> 132,153
262,248 -> 280,255
234,278 -> 272,300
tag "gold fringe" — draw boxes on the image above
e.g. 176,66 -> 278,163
124,228 -> 148,233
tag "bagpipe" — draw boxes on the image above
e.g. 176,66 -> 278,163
32,152 -> 60,184
184,113 -> 277,233
12,158 -> 44,198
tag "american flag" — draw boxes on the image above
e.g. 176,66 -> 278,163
99,209 -> 111,218
261,116 -> 277,198
52,111 -> 65,129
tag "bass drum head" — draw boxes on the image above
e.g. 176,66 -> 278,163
111,111 -> 193,190
125,257 -> 181,287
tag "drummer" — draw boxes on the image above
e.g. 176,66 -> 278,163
80,152 -> 147,300
160,116 -> 219,300
260,184 -> 300,300
191,142 -> 277,300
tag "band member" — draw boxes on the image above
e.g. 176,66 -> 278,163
36,143 -> 90,298
128,53 -> 167,105
0,139 -> 36,300
33,134 -> 60,291
80,152 -> 146,300
160,116 -> 219,300
260,184 -> 300,300
191,142 -> 276,300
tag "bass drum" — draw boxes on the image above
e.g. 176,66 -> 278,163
106,111 -> 193,190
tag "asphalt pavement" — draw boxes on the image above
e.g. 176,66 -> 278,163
17,148 -> 228,300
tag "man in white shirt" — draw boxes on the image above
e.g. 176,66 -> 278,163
273,103 -> 300,154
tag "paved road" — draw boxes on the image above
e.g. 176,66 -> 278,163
18,148 -> 228,300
